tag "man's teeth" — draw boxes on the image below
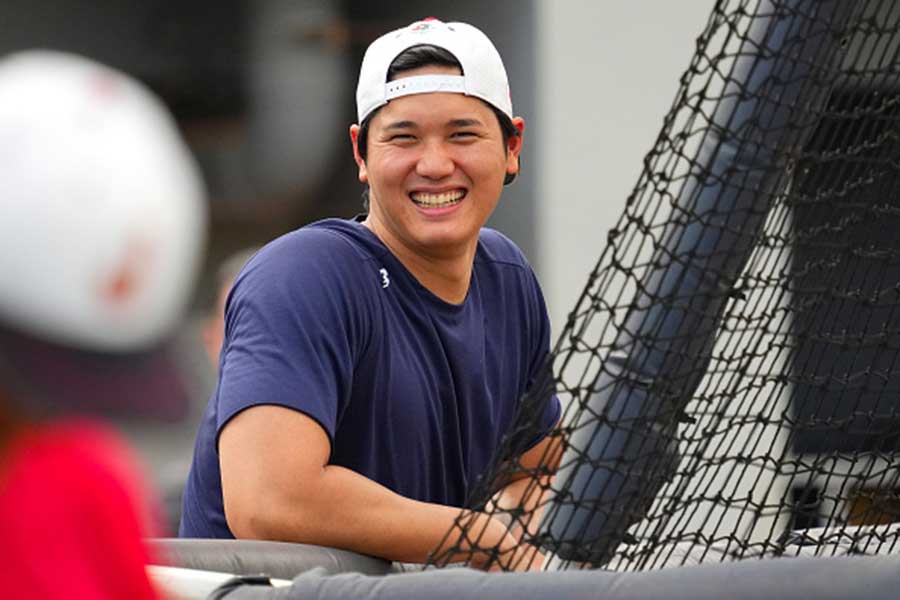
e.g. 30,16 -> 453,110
410,190 -> 465,207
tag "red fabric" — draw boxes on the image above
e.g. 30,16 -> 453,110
0,420 -> 162,599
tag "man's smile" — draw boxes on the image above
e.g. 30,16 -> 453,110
409,189 -> 467,208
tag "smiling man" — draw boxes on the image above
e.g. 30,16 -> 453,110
180,18 -> 560,569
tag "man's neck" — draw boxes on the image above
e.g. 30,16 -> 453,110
363,219 -> 475,305
397,247 -> 475,305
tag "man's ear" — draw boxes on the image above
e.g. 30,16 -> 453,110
349,124 -> 368,183
506,117 -> 526,178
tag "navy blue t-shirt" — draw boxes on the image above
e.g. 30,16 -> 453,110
179,218 -> 560,538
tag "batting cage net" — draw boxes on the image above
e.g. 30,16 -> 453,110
427,0 -> 900,571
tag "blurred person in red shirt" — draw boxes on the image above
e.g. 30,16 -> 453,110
0,50 -> 206,598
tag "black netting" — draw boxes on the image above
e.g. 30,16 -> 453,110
426,0 -> 900,572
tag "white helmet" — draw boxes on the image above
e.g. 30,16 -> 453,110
0,50 -> 207,417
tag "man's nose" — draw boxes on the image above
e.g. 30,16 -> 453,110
415,141 -> 455,179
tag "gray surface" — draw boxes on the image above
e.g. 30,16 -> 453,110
220,554 -> 900,600
147,538 -> 394,581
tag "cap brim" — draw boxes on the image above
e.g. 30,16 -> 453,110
0,326 -> 191,422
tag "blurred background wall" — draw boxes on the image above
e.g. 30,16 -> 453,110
0,0 -> 713,530
537,1 -> 712,331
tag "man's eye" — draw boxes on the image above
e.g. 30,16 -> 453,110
451,131 -> 477,139
389,134 -> 414,141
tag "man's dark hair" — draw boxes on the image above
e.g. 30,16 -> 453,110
357,44 -> 521,208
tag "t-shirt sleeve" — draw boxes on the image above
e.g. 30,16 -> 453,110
215,230 -> 369,448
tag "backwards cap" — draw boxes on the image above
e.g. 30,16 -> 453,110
0,50 -> 206,418
355,18 -> 512,123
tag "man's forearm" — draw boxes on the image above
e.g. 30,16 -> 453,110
221,406 -> 558,570
239,463 -> 514,567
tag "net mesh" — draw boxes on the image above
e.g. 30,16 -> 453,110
427,0 -> 900,572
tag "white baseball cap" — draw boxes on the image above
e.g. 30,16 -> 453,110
0,50 -> 207,418
355,18 -> 512,123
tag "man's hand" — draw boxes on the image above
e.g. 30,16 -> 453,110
489,540 -> 546,572
487,430 -> 564,537
451,511 -> 545,572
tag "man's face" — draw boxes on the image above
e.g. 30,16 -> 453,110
351,65 -> 524,260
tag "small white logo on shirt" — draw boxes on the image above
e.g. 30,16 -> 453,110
379,268 -> 390,289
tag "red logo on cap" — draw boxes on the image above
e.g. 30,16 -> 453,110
410,17 -> 444,32
99,236 -> 156,308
